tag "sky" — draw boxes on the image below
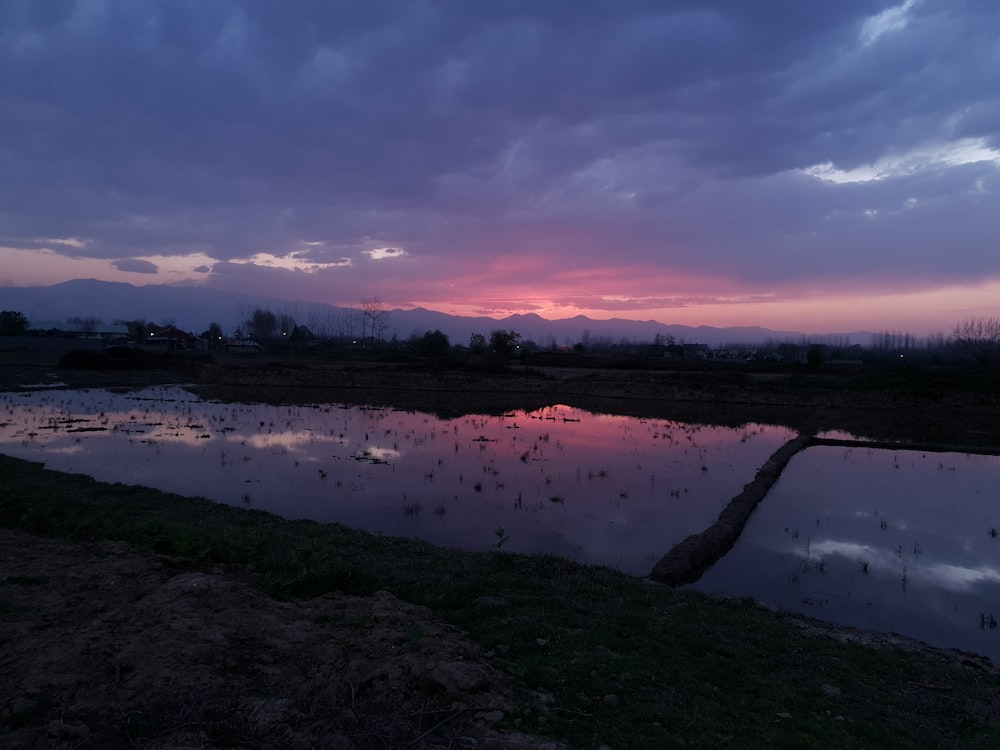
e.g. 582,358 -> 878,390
1,0 -> 999,336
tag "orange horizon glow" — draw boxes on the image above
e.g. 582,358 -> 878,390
3,244 -> 999,337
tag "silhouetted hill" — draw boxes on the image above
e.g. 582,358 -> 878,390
0,280 -> 871,347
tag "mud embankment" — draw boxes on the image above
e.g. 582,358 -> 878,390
649,429 -> 1000,586
649,433 -> 814,586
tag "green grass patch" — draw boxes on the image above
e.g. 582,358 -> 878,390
1,454 -> 999,748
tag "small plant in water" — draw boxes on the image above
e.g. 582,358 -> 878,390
990,528 -> 998,539
860,560 -> 870,574
493,526 -> 510,551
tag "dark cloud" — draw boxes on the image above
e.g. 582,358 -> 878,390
1,0 -> 998,317
111,259 -> 159,274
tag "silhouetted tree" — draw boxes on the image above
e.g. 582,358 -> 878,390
469,333 -> 487,354
201,322 -> 224,344
0,310 -> 29,335
649,332 -> 675,357
115,319 -> 147,341
415,329 -> 450,357
277,314 -> 296,338
776,343 -> 801,362
806,344 -> 826,366
250,308 -> 277,341
489,329 -> 521,361
953,316 -> 1000,365
289,325 -> 315,346
359,297 -> 389,349
66,316 -> 103,333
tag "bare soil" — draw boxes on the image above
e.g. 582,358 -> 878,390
0,527 -> 565,750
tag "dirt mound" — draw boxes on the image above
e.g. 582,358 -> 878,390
0,529 -> 565,749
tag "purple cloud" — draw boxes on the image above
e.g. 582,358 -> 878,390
1,0 -> 998,332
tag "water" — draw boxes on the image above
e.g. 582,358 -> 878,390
0,386 -> 792,575
693,444 -> 1000,661
8,385 -> 998,659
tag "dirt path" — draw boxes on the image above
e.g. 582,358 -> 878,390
1,528 -> 565,750
651,433 -> 815,585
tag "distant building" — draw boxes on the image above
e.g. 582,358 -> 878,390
141,327 -> 198,351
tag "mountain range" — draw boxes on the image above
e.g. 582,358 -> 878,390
0,279 -> 871,347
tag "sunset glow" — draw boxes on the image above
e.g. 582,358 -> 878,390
1,2 -> 998,336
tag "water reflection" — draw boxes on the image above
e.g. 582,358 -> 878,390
693,446 -> 1000,661
0,386 -> 792,575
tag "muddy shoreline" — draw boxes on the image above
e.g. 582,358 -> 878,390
3,346 -> 998,447
192,367 -> 1000,453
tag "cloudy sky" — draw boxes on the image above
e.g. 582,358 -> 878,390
2,0 -> 999,334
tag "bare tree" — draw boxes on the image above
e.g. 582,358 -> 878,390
306,309 -> 324,340
67,316 -> 103,333
360,297 -> 389,349
337,307 -> 363,345
277,313 -> 296,339
952,316 -> 1000,365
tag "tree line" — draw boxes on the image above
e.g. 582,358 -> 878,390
231,297 -> 390,349
3,306 -> 1000,366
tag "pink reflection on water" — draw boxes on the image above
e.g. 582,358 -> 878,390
0,387 -> 794,575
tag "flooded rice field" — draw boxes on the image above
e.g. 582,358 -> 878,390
4,385 -> 999,660
695,442 -> 1000,661
0,386 -> 792,575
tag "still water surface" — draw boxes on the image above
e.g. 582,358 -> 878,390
0,386 -> 791,575
694,444 -> 1000,661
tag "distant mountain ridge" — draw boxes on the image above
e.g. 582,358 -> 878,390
0,279 -> 872,347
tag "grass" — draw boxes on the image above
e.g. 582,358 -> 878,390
2,453 -> 1000,748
